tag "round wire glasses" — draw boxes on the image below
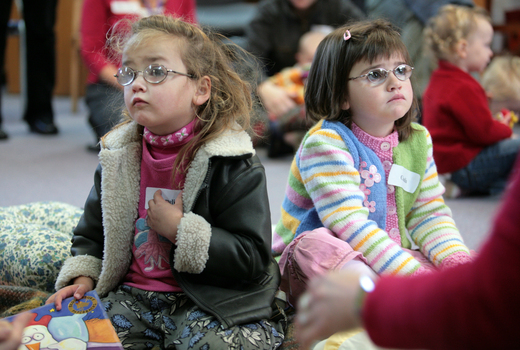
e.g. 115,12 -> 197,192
348,64 -> 414,86
114,64 -> 194,86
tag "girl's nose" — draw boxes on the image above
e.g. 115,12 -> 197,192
386,73 -> 402,91
131,74 -> 147,92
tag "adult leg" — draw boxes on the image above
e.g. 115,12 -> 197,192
0,0 -> 13,140
22,0 -> 59,134
451,138 -> 520,195
85,83 -> 124,143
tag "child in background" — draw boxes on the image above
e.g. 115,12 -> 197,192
481,54 -> 520,125
272,19 -> 472,307
267,30 -> 327,156
422,5 -> 520,197
46,15 -> 285,349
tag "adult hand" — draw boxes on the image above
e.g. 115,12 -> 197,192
147,190 -> 183,244
258,80 -> 298,119
45,276 -> 95,311
0,312 -> 32,350
296,270 -> 366,349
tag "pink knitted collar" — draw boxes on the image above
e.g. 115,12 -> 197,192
143,120 -> 196,148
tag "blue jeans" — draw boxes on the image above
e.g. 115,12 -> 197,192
451,138 -> 520,195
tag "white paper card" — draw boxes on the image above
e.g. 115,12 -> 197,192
145,187 -> 181,209
387,164 -> 420,193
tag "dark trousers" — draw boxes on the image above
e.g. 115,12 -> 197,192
0,0 -> 58,125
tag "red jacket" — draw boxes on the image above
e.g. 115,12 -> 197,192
422,60 -> 511,174
363,155 -> 520,349
80,0 -> 197,84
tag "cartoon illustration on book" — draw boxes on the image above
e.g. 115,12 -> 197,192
3,291 -> 123,350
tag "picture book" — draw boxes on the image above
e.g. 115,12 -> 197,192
2,291 -> 123,350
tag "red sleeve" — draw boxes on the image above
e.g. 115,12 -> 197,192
447,76 -> 512,146
164,0 -> 197,23
81,0 -> 198,84
80,0 -> 114,83
363,159 -> 520,350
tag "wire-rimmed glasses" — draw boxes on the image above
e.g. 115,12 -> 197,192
348,64 -> 414,86
114,64 -> 194,86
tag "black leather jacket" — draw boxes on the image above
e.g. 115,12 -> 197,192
55,122 -> 280,328
172,154 -> 281,328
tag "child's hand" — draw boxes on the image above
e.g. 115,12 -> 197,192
496,109 -> 518,128
147,190 -> 183,244
0,312 -> 32,350
258,81 -> 298,119
296,270 -> 365,349
499,111 -> 512,127
45,276 -> 94,311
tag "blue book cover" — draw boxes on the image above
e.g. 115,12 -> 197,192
3,291 -> 123,350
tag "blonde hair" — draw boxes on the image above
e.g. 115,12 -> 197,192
103,15 -> 260,179
424,4 -> 490,61
481,55 -> 520,101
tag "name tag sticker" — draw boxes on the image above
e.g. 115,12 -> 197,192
388,164 -> 420,193
145,187 -> 181,209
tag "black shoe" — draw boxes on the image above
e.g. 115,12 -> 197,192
28,119 -> 59,135
0,127 -> 8,140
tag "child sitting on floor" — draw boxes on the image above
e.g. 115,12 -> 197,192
481,54 -> 520,126
273,19 -> 472,309
266,30 -> 327,157
422,5 -> 519,197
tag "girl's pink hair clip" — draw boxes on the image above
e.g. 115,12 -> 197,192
344,30 -> 351,41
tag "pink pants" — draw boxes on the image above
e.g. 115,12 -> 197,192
278,227 -> 436,307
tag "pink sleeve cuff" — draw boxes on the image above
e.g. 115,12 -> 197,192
410,265 -> 434,277
440,251 -> 472,269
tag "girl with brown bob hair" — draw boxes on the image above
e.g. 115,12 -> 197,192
273,19 -> 471,314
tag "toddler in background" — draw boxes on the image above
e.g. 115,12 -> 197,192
46,15 -> 285,349
267,30 -> 327,156
422,5 -> 519,197
273,19 -> 471,309
481,54 -> 520,126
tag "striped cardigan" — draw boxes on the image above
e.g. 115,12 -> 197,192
273,120 -> 471,276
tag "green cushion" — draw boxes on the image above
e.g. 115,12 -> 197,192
0,202 -> 82,293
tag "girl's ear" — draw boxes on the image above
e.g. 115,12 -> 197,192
341,99 -> 350,111
455,39 -> 468,59
193,76 -> 211,106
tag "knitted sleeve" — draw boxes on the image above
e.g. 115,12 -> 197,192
299,128 -> 423,275
405,131 -> 471,268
